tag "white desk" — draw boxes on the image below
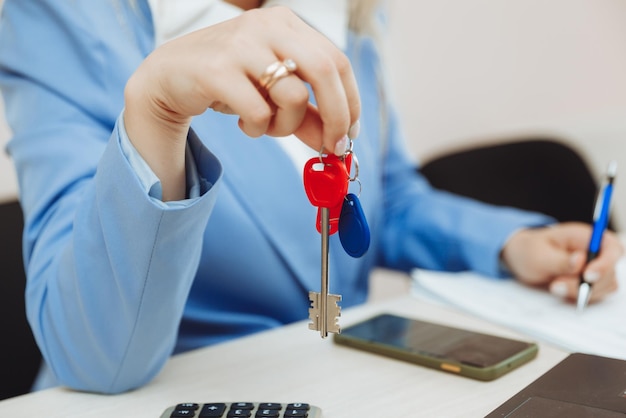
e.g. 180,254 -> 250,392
0,294 -> 568,417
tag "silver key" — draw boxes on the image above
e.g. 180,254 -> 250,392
308,207 -> 342,338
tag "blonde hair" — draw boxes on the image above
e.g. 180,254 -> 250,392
348,0 -> 382,36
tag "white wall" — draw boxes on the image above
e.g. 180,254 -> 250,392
383,0 -> 626,226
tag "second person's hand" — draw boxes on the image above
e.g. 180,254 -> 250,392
501,222 -> 623,304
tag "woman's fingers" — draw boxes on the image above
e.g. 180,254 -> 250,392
136,6 -> 360,153
277,21 -> 360,153
208,70 -> 274,138
584,231 -> 624,281
264,67 -> 310,138
505,223 -> 623,305
549,271 -> 619,304
242,7 -> 360,152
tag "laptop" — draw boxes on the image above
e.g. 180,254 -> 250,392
486,353 -> 626,417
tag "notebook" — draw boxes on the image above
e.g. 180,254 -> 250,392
486,353 -> 626,417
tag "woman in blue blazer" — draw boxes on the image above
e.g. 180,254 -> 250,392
0,0 -> 621,394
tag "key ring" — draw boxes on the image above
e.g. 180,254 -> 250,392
318,147 -> 326,164
347,138 -> 354,154
348,153 -> 359,182
349,177 -> 363,197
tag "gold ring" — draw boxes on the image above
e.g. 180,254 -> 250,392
259,58 -> 297,91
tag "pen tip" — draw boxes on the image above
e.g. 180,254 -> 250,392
607,160 -> 618,178
576,282 -> 591,313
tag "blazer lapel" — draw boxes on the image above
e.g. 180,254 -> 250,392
192,114 -> 322,293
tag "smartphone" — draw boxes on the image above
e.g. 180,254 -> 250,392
333,313 -> 538,381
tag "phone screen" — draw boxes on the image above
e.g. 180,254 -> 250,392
334,313 -> 538,380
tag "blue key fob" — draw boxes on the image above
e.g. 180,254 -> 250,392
339,193 -> 370,258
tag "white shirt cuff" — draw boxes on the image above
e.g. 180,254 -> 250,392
118,112 -> 202,208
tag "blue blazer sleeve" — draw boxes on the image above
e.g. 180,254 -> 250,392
0,0 -> 222,393
378,107 -> 553,276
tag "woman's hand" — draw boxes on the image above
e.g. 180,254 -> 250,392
123,6 -> 360,200
501,222 -> 623,303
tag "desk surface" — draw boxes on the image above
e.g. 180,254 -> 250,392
0,295 -> 569,418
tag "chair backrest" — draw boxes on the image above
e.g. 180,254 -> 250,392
418,138 -> 618,231
0,200 -> 41,399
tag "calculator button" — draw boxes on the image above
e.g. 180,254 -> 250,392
171,409 -> 196,417
258,403 -> 282,410
230,402 -> 254,410
283,410 -> 308,417
200,403 -> 227,417
227,409 -> 251,417
286,404 -> 309,410
177,403 -> 200,410
255,410 -> 279,417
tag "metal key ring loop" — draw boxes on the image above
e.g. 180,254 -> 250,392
349,153 -> 360,182
318,147 -> 326,164
350,177 -> 363,197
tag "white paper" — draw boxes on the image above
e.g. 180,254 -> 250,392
411,259 -> 626,360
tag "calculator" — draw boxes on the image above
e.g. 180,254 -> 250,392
160,402 -> 322,417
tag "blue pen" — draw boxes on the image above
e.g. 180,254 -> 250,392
577,160 -> 617,312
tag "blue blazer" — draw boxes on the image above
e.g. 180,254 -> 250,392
0,0 -> 551,393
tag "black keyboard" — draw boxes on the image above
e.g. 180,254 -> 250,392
160,402 -> 322,417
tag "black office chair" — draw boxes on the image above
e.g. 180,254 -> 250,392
0,200 -> 41,400
418,138 -> 618,231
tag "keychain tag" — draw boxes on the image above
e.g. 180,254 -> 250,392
338,193 -> 370,258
